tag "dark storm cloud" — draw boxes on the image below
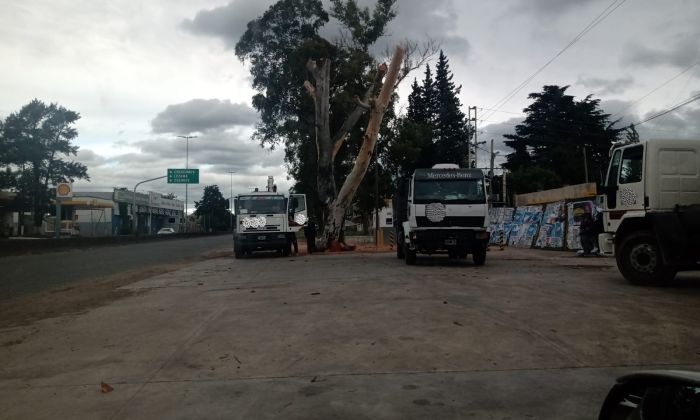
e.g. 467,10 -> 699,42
622,37 -> 700,72
151,99 -> 259,134
577,76 -> 634,95
183,0 -> 469,59
180,1 -> 273,49
508,0 -> 600,16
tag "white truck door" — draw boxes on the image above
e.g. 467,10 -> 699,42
616,144 -> 646,214
288,194 -> 307,232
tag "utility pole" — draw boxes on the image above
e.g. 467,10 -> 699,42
502,170 -> 508,206
375,160 -> 380,247
468,106 -> 477,168
228,171 -> 236,232
582,145 -> 589,183
489,139 -> 495,200
177,135 -> 197,232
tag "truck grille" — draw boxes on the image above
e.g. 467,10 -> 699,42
416,216 -> 485,227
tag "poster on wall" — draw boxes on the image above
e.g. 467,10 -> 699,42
508,205 -> 544,248
534,201 -> 566,249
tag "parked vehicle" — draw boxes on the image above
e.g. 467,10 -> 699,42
599,139 -> 700,285
393,164 -> 490,265
232,176 -> 307,258
156,227 -> 175,236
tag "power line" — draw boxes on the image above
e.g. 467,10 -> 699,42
476,107 -> 523,116
611,58 -> 700,118
635,91 -> 700,126
481,0 -> 628,123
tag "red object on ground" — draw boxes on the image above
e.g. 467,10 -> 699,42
328,240 -> 343,252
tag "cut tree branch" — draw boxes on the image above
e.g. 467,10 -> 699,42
330,62 -> 388,160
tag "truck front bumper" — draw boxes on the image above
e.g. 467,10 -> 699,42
234,232 -> 290,250
410,229 -> 489,252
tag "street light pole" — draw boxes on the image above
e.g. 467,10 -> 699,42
132,175 -> 167,235
177,135 -> 197,232
228,171 -> 236,232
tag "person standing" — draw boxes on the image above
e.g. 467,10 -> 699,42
304,221 -> 317,254
578,212 -> 595,255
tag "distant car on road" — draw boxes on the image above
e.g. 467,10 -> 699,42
156,227 -> 176,236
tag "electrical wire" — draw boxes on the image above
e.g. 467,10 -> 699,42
634,91 -> 700,126
481,0 -> 628,123
611,58 -> 700,118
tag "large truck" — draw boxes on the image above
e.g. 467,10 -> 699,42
599,139 -> 700,285
232,177 -> 307,258
393,164 -> 490,265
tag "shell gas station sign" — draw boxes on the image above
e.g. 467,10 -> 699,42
56,182 -> 73,198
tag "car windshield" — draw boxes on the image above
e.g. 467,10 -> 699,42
414,179 -> 485,204
238,195 -> 286,214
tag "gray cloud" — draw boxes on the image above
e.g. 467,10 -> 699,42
508,0 -> 600,16
180,1 -> 275,49
636,104 -> 700,140
183,0 -> 469,60
577,76 -> 634,95
151,99 -> 258,134
622,36 -> 700,72
74,127 -> 287,208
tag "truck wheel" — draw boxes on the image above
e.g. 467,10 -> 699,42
397,231 -> 405,259
234,246 -> 242,259
404,243 -> 416,265
616,231 -> 676,286
472,246 -> 487,266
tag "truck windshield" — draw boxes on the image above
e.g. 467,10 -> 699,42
238,195 -> 286,214
414,179 -> 485,204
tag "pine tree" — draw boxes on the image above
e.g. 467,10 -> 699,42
433,50 -> 469,164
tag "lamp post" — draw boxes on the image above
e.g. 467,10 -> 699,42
177,135 -> 197,232
228,171 -> 236,232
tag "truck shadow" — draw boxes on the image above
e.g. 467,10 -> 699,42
410,256 -> 481,267
668,272 -> 700,289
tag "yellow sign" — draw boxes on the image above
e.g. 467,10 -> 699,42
56,182 -> 73,198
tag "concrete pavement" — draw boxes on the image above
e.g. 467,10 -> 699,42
1,249 -> 699,419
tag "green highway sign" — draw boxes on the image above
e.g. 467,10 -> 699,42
167,168 -> 199,184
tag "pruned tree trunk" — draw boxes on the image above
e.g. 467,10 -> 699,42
322,46 -> 405,247
305,59 -> 336,208
304,46 -> 406,250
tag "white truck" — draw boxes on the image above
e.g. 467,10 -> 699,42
232,177 -> 307,258
599,139 -> 700,285
393,164 -> 490,265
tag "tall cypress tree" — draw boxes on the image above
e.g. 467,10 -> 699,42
433,50 -> 469,165
387,51 -> 471,174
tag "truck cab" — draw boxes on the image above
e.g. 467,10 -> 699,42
394,164 -> 490,265
599,139 -> 700,285
233,184 -> 306,258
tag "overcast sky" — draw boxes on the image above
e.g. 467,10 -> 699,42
2,0 -> 699,209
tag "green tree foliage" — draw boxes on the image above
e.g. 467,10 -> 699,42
507,166 -> 562,196
0,99 -> 89,227
385,51 -> 471,175
194,185 -> 230,232
235,0 -> 397,226
503,85 -> 622,192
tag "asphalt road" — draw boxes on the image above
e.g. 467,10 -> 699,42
1,248 -> 699,419
0,234 -> 232,300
